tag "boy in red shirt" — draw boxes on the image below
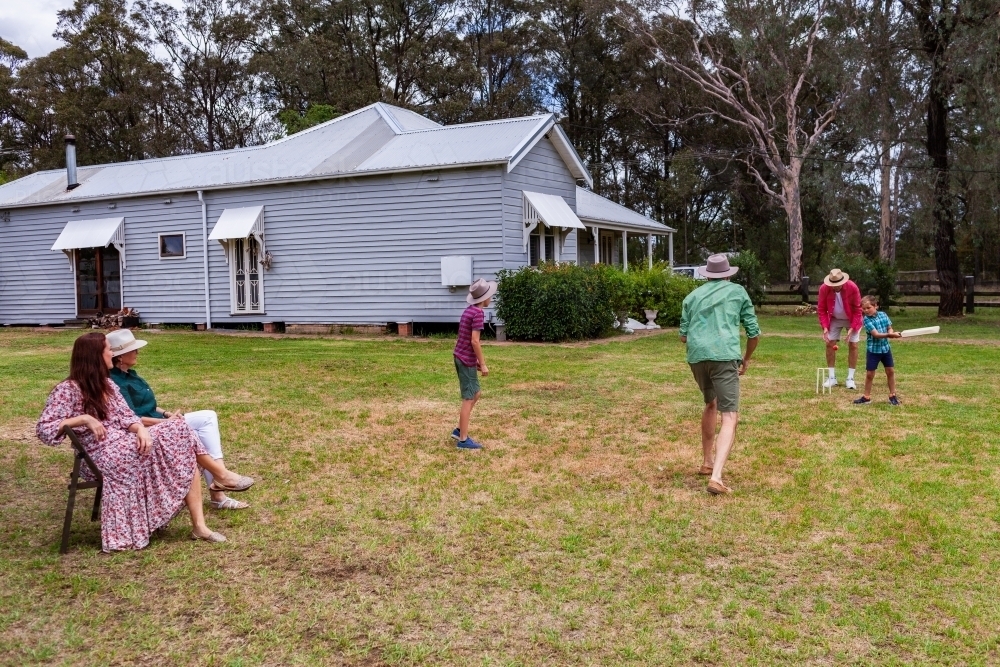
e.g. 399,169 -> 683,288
451,278 -> 497,449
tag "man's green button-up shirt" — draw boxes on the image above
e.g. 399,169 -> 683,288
110,367 -> 164,419
679,280 -> 761,364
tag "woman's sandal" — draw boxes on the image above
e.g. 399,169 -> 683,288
698,465 -> 713,476
208,475 -> 254,493
707,480 -> 733,495
210,497 -> 249,510
191,531 -> 227,543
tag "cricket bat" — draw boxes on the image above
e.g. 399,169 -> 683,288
899,326 -> 940,338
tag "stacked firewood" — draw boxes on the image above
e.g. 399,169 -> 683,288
793,304 -> 818,316
89,307 -> 141,329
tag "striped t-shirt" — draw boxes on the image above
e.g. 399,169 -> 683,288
454,305 -> 484,366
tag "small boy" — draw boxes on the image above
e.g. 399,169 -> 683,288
451,278 -> 497,449
854,295 -> 902,405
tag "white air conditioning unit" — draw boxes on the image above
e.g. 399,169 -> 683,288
441,255 -> 472,287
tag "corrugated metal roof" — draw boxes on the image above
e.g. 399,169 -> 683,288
576,187 -> 676,234
357,117 -> 548,173
0,103 -> 590,209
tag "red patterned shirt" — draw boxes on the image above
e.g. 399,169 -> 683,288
454,305 -> 484,367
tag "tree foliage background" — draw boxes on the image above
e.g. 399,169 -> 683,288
1,0 -> 998,303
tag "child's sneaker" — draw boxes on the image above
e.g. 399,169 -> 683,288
823,377 -> 839,389
845,378 -> 857,390
853,396 -> 871,405
456,437 -> 482,450
888,395 -> 900,406
451,427 -> 460,440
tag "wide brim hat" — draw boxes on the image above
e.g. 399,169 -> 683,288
698,254 -> 739,279
467,277 -> 498,304
824,268 -> 850,287
106,328 -> 147,357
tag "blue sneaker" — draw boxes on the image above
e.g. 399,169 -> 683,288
853,396 -> 871,405
456,437 -> 482,450
888,395 -> 900,406
451,427 -> 461,440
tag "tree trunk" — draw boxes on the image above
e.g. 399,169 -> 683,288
878,131 -> 895,261
926,63 -> 963,316
781,167 -> 804,282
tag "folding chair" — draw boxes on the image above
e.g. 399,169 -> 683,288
60,428 -> 103,554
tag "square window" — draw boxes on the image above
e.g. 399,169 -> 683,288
159,233 -> 185,258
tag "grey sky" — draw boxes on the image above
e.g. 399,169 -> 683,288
0,0 -> 184,59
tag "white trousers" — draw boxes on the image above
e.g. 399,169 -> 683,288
184,410 -> 224,487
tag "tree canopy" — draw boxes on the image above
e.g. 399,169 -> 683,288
1,0 -> 998,311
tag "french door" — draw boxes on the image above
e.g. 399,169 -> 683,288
75,246 -> 122,315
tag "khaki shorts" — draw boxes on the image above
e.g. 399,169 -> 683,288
689,360 -> 741,413
828,319 -> 861,343
454,356 -> 481,400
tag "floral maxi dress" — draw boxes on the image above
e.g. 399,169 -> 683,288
37,379 -> 208,552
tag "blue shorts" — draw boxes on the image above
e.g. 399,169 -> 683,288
866,350 -> 894,371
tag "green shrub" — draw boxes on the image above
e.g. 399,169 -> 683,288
826,252 -> 897,306
495,263 -> 698,340
627,264 -> 700,326
729,250 -> 769,307
495,263 -> 617,341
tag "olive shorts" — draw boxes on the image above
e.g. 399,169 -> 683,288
454,356 -> 481,400
689,360 -> 741,413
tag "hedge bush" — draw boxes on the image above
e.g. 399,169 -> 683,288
495,263 -> 698,341
495,263 -> 616,341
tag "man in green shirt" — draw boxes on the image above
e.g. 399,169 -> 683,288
679,254 -> 761,495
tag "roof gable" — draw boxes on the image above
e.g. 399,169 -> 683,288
0,103 -> 592,207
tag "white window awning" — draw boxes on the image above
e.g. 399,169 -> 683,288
522,191 -> 585,251
209,205 -> 264,241
209,206 -> 265,261
51,217 -> 126,269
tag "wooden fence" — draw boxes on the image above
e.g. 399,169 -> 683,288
764,276 -> 1000,312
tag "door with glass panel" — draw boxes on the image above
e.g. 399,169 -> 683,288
75,246 -> 122,315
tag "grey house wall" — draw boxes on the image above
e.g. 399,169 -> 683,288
1,202 -> 84,325
203,167 -> 503,324
502,137 -> 578,268
1,136 -> 579,326
1,167 -> 506,325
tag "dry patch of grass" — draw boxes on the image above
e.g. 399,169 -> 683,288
2,314 -> 1000,665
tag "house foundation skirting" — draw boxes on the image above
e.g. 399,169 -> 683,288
285,323 -> 387,335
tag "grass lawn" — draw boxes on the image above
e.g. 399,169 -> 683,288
2,307 -> 999,666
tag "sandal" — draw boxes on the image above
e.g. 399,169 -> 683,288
209,475 -> 254,493
191,531 -> 227,543
707,480 -> 732,495
210,497 -> 249,510
698,465 -> 713,476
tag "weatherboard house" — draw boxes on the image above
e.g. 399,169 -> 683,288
0,103 -> 675,329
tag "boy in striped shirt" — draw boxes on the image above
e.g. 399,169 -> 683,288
452,278 -> 497,449
854,295 -> 902,405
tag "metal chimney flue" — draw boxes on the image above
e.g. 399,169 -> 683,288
65,135 -> 79,190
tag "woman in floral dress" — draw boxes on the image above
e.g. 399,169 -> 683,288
37,333 -> 244,551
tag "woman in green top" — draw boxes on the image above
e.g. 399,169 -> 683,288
106,330 -> 253,510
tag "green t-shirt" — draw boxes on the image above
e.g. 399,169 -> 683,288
679,280 -> 761,364
109,367 -> 164,419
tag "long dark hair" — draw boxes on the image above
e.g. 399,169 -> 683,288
70,332 -> 110,421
